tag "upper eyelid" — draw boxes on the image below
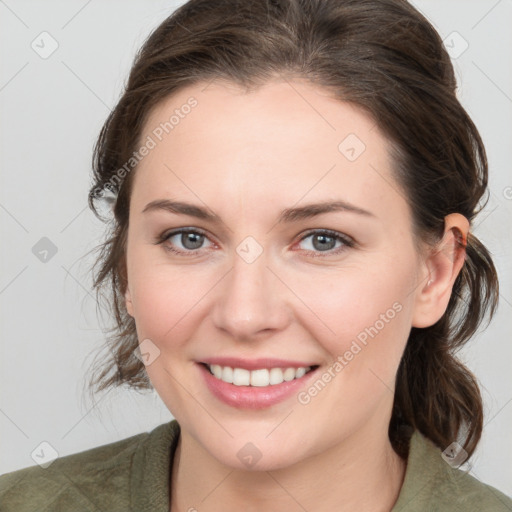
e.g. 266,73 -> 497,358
162,227 -> 211,242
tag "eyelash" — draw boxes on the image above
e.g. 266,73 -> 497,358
155,228 -> 355,258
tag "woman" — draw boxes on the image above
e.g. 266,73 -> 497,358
1,0 -> 510,510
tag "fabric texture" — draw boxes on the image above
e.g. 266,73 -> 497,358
1,419 -> 511,511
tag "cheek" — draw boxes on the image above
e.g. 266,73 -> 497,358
287,266 -> 414,426
127,250 -> 217,345
287,259 -> 415,371
130,274 -> 193,340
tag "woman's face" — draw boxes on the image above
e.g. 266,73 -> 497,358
124,78 -> 430,470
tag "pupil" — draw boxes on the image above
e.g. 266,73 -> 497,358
183,232 -> 203,250
313,234 -> 335,251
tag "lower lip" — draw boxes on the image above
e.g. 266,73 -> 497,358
197,363 -> 318,409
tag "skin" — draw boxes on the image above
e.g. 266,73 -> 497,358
123,77 -> 469,512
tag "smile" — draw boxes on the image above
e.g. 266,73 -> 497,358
198,360 -> 320,409
205,364 -> 315,387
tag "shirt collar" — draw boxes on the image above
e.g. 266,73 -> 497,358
130,419 -> 181,512
129,420 -> 457,511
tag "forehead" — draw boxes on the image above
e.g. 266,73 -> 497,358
131,78 -> 408,225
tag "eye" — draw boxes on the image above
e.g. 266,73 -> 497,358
295,229 -> 354,257
157,228 -> 213,256
156,227 -> 354,258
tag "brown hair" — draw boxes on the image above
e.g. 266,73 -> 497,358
86,0 -> 499,460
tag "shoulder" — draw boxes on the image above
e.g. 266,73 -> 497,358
393,429 -> 512,512
440,469 -> 512,511
435,457 -> 512,511
0,423 -> 168,512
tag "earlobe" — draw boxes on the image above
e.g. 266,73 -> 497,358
411,213 -> 469,328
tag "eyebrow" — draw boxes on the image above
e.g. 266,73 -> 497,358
142,199 -> 375,223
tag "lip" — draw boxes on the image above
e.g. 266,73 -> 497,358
199,357 -> 317,371
197,362 -> 319,410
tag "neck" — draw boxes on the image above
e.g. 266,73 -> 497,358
169,421 -> 407,512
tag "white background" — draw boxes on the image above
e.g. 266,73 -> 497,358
1,0 -> 511,497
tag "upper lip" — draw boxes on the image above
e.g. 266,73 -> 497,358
200,357 -> 318,371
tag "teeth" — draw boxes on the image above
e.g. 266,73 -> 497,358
221,366 -> 233,383
250,369 -> 269,387
233,368 -> 250,386
269,368 -> 283,385
283,368 -> 296,381
212,365 -> 223,379
295,367 -> 307,378
207,364 -> 312,386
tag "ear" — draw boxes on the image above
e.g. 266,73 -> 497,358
411,213 -> 469,328
124,285 -> 134,317
119,255 -> 134,317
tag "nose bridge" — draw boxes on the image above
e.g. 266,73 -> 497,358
212,242 -> 288,339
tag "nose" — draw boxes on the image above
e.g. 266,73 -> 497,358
212,249 -> 291,341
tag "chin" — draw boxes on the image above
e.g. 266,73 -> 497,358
197,432 -> 312,473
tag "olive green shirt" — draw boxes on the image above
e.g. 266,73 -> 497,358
1,420 -> 511,511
